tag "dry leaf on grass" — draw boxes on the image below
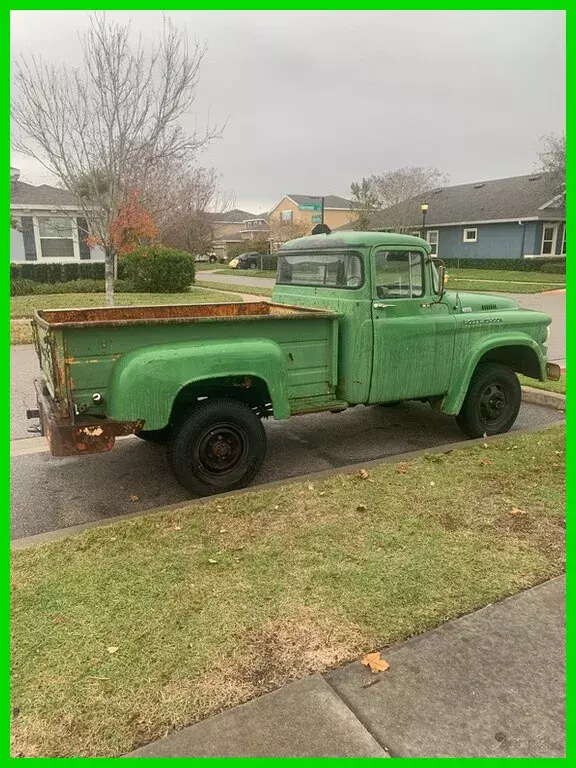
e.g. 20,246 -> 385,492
480,458 -> 493,465
358,469 -> 370,480
509,507 -> 528,517
129,494 -> 139,503
395,463 -> 407,474
208,558 -> 218,564
356,504 -> 367,512
106,646 -> 119,654
360,652 -> 390,674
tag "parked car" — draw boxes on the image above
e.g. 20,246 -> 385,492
228,252 -> 264,270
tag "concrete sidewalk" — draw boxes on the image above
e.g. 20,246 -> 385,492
128,577 -> 565,758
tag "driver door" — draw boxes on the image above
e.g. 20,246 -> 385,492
369,248 -> 455,403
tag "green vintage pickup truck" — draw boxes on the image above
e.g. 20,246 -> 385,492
30,231 -> 559,495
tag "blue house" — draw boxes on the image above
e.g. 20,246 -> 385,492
352,173 -> 565,261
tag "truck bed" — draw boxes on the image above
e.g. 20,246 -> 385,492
32,300 -> 342,423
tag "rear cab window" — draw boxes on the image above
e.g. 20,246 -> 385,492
277,251 -> 364,289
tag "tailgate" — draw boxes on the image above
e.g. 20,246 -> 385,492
32,315 -> 66,410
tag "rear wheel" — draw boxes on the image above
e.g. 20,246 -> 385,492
456,362 -> 521,438
167,398 -> 267,496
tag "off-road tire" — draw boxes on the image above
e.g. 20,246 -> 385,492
456,362 -> 521,438
167,398 -> 267,496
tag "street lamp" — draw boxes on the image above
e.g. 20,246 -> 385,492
421,203 -> 429,240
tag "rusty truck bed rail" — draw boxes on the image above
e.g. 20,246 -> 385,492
35,301 -> 339,329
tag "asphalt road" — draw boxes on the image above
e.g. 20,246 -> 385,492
10,400 -> 564,540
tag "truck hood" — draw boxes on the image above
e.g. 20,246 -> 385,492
445,290 -> 519,312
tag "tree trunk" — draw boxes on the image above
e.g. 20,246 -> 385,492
104,246 -> 115,306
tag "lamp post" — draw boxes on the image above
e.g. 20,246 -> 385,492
421,203 -> 429,240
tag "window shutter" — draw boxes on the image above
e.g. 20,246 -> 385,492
77,217 -> 91,260
20,217 -> 37,261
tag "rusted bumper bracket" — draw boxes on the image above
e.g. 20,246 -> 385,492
32,379 -> 144,457
546,363 -> 562,382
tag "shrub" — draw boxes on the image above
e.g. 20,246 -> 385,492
10,279 -> 37,296
122,246 -> 196,292
442,257 -> 565,272
11,279 -> 135,296
538,262 -> 566,274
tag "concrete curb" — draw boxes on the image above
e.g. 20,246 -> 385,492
521,386 -> 566,411
11,420 -> 564,551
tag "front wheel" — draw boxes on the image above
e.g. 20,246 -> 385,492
456,362 -> 521,438
167,398 -> 267,495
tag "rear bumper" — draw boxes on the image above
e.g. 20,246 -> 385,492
32,378 -> 144,457
546,363 -> 562,382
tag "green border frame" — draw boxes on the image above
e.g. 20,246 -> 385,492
8,5 -> 567,765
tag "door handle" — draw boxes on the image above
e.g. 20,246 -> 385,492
373,302 -> 395,309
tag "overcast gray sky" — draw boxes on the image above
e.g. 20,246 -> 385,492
11,10 -> 565,214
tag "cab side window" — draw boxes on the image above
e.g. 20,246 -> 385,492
374,250 -> 424,299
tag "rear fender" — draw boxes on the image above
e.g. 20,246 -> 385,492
107,338 -> 290,430
441,335 -> 546,415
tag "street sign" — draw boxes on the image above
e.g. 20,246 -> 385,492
299,203 -> 321,211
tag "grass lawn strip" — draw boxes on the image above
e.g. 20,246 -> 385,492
447,268 -> 564,285
519,374 -> 566,395
10,288 -> 244,320
11,425 -> 565,758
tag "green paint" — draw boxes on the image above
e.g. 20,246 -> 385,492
33,231 -> 552,433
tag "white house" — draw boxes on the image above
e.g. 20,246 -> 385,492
10,167 -> 104,263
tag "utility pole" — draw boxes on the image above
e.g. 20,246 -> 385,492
320,196 -> 325,226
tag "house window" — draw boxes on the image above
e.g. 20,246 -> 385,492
280,210 -> 293,222
426,230 -> 439,256
561,228 -> 566,255
38,216 -> 75,258
541,224 -> 558,255
463,228 -> 477,243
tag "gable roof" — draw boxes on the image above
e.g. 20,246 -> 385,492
211,208 -> 257,223
10,179 -> 78,208
286,194 -> 354,210
361,173 -> 565,230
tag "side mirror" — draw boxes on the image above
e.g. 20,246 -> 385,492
433,258 -> 446,300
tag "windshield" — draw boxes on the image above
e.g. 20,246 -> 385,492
277,251 -> 363,289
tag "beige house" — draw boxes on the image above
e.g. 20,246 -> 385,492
210,209 -> 270,261
268,194 -> 359,246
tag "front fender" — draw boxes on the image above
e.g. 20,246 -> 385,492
441,334 -> 546,415
106,338 -> 290,429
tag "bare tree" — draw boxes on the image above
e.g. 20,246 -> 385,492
537,131 -> 566,187
269,216 -> 310,247
11,12 -> 221,303
152,165 -> 234,256
351,166 -> 449,230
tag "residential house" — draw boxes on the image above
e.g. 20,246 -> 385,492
10,167 -> 104,262
210,208 -> 270,261
269,194 -> 358,245
339,173 -> 565,260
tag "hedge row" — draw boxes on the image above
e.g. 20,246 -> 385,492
441,257 -> 565,272
9,262 -> 125,283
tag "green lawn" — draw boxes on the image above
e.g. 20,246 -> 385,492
10,288 -> 244,320
11,425 -> 565,758
519,373 -> 566,395
446,268 -> 564,295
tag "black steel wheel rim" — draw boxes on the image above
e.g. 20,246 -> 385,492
195,422 -> 248,477
479,383 -> 507,424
